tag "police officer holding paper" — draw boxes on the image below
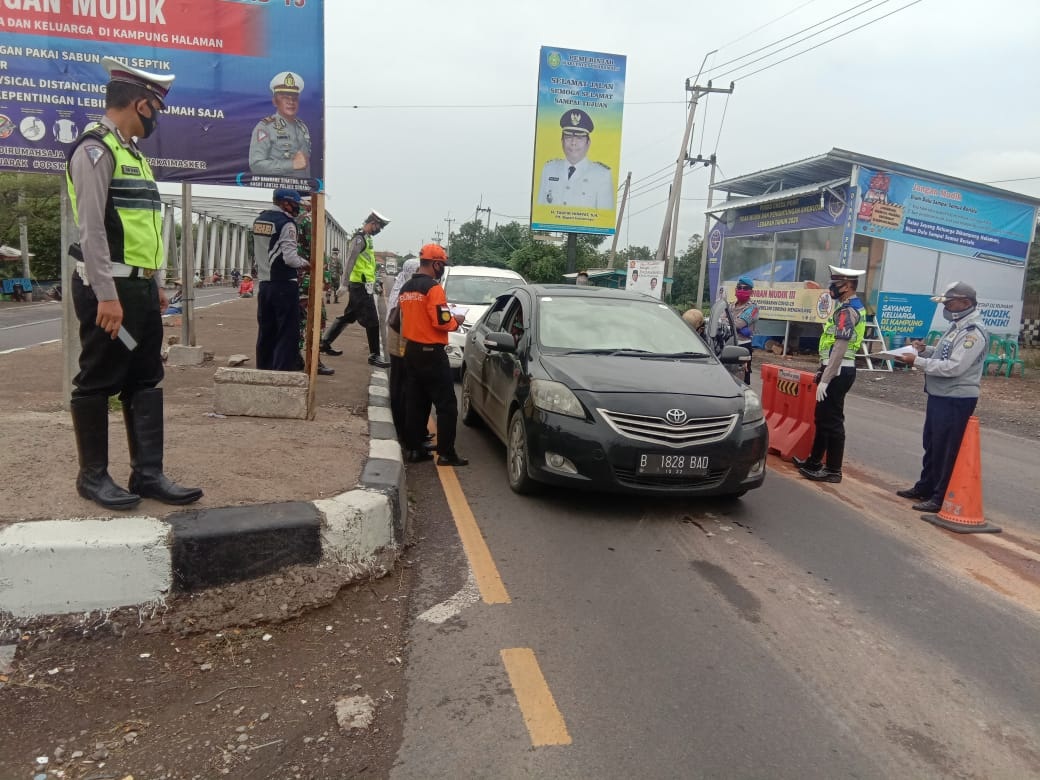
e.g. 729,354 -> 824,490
66,56 -> 202,510
895,281 -> 987,513
794,266 -> 867,484
249,71 -> 311,177
399,244 -> 468,467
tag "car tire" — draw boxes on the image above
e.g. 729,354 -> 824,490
506,410 -> 537,494
460,367 -> 481,428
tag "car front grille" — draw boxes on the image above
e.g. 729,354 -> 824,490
613,466 -> 730,489
597,409 -> 737,448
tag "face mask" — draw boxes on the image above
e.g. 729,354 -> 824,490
735,289 -> 752,303
433,262 -> 446,280
828,282 -> 845,299
137,102 -> 159,138
943,303 -> 975,322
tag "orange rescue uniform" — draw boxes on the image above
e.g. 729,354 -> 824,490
399,275 -> 459,345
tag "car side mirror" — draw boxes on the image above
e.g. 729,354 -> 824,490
483,332 -> 517,353
719,345 -> 751,364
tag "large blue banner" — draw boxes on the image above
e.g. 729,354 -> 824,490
0,0 -> 324,190
855,168 -> 1036,265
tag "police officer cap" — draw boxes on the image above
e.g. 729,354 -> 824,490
932,281 -> 977,304
419,243 -> 448,262
273,188 -> 301,204
102,56 -> 175,107
270,71 -> 304,95
560,109 -> 594,136
828,265 -> 866,279
365,210 -> 390,227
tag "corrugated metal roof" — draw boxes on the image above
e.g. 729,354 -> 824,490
706,177 -> 849,213
712,148 -> 1040,207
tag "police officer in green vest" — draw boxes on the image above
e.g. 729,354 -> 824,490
794,265 -> 867,484
65,56 -> 202,511
320,210 -> 391,367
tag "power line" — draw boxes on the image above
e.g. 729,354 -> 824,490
715,0 -> 823,50
985,175 -> 1040,184
329,99 -> 686,110
716,0 -> 924,83
704,0 -> 885,77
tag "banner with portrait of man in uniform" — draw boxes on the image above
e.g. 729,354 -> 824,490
530,46 -> 627,236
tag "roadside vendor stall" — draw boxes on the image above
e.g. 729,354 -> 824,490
704,149 -> 1040,357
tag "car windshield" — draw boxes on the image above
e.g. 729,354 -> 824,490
537,296 -> 711,356
444,275 -> 520,305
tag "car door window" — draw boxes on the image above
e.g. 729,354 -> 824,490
482,294 -> 513,332
503,301 -> 526,347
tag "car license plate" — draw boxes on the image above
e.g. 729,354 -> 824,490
637,453 -> 709,476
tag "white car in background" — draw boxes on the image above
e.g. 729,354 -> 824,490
442,265 -> 525,374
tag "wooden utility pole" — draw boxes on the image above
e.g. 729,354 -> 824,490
608,171 -> 631,268
180,183 -> 197,347
696,154 -> 718,310
304,192 -> 327,419
654,64 -> 733,287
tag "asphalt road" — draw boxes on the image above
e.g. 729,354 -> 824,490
0,286 -> 241,353
394,383 -> 1040,778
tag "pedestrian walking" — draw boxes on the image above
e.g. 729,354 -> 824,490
386,257 -> 421,442
398,244 -> 468,466
65,56 -> 202,510
252,188 -> 310,371
895,281 -> 988,512
321,210 -> 391,367
794,265 -> 867,484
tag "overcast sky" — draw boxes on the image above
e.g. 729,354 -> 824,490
178,0 -> 1040,257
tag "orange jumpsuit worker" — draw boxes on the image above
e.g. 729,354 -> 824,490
398,243 -> 467,466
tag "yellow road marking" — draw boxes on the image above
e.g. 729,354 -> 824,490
500,648 -> 572,746
435,463 -> 511,604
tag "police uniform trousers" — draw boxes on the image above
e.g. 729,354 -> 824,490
324,282 -> 381,355
403,341 -> 457,455
809,366 -> 856,471
257,279 -> 301,371
71,272 -> 163,399
913,394 -> 977,504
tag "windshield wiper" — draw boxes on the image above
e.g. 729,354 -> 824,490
647,351 -> 712,359
562,348 -> 652,356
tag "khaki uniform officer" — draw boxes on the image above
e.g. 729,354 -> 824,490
537,108 -> 614,208
66,56 -> 202,510
249,71 -> 311,177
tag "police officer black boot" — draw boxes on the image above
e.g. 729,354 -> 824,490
366,326 -> 390,368
320,319 -> 344,356
792,455 -> 821,473
124,388 -> 204,505
71,396 -> 141,510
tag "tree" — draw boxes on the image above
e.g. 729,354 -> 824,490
0,173 -> 62,281
509,241 -> 564,283
445,219 -> 487,266
667,234 -> 704,310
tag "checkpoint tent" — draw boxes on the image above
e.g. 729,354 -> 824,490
703,149 -> 1040,348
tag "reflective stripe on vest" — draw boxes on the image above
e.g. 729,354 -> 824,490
349,234 -> 377,283
65,127 -> 163,269
818,299 -> 866,361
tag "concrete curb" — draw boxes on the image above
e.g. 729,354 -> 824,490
0,367 -> 406,620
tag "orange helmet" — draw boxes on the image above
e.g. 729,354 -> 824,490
419,243 -> 448,262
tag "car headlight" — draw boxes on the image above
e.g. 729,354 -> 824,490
531,379 -> 585,418
742,386 -> 763,424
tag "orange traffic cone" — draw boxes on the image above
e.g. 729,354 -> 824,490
922,416 -> 1001,534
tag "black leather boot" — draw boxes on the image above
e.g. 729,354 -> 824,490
71,396 -> 141,510
124,388 -> 203,505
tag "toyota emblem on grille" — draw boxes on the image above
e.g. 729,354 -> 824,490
665,408 -> 687,425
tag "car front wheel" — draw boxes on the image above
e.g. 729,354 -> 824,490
506,410 -> 537,494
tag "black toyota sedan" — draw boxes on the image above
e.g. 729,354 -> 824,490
459,284 -> 768,496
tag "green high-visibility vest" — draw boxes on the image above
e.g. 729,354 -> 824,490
349,233 -> 377,284
66,126 -> 163,269
819,298 -> 866,361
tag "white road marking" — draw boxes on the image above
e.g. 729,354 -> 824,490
417,570 -> 480,624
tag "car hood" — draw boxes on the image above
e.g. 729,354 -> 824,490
538,354 -> 743,398
456,302 -> 491,326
